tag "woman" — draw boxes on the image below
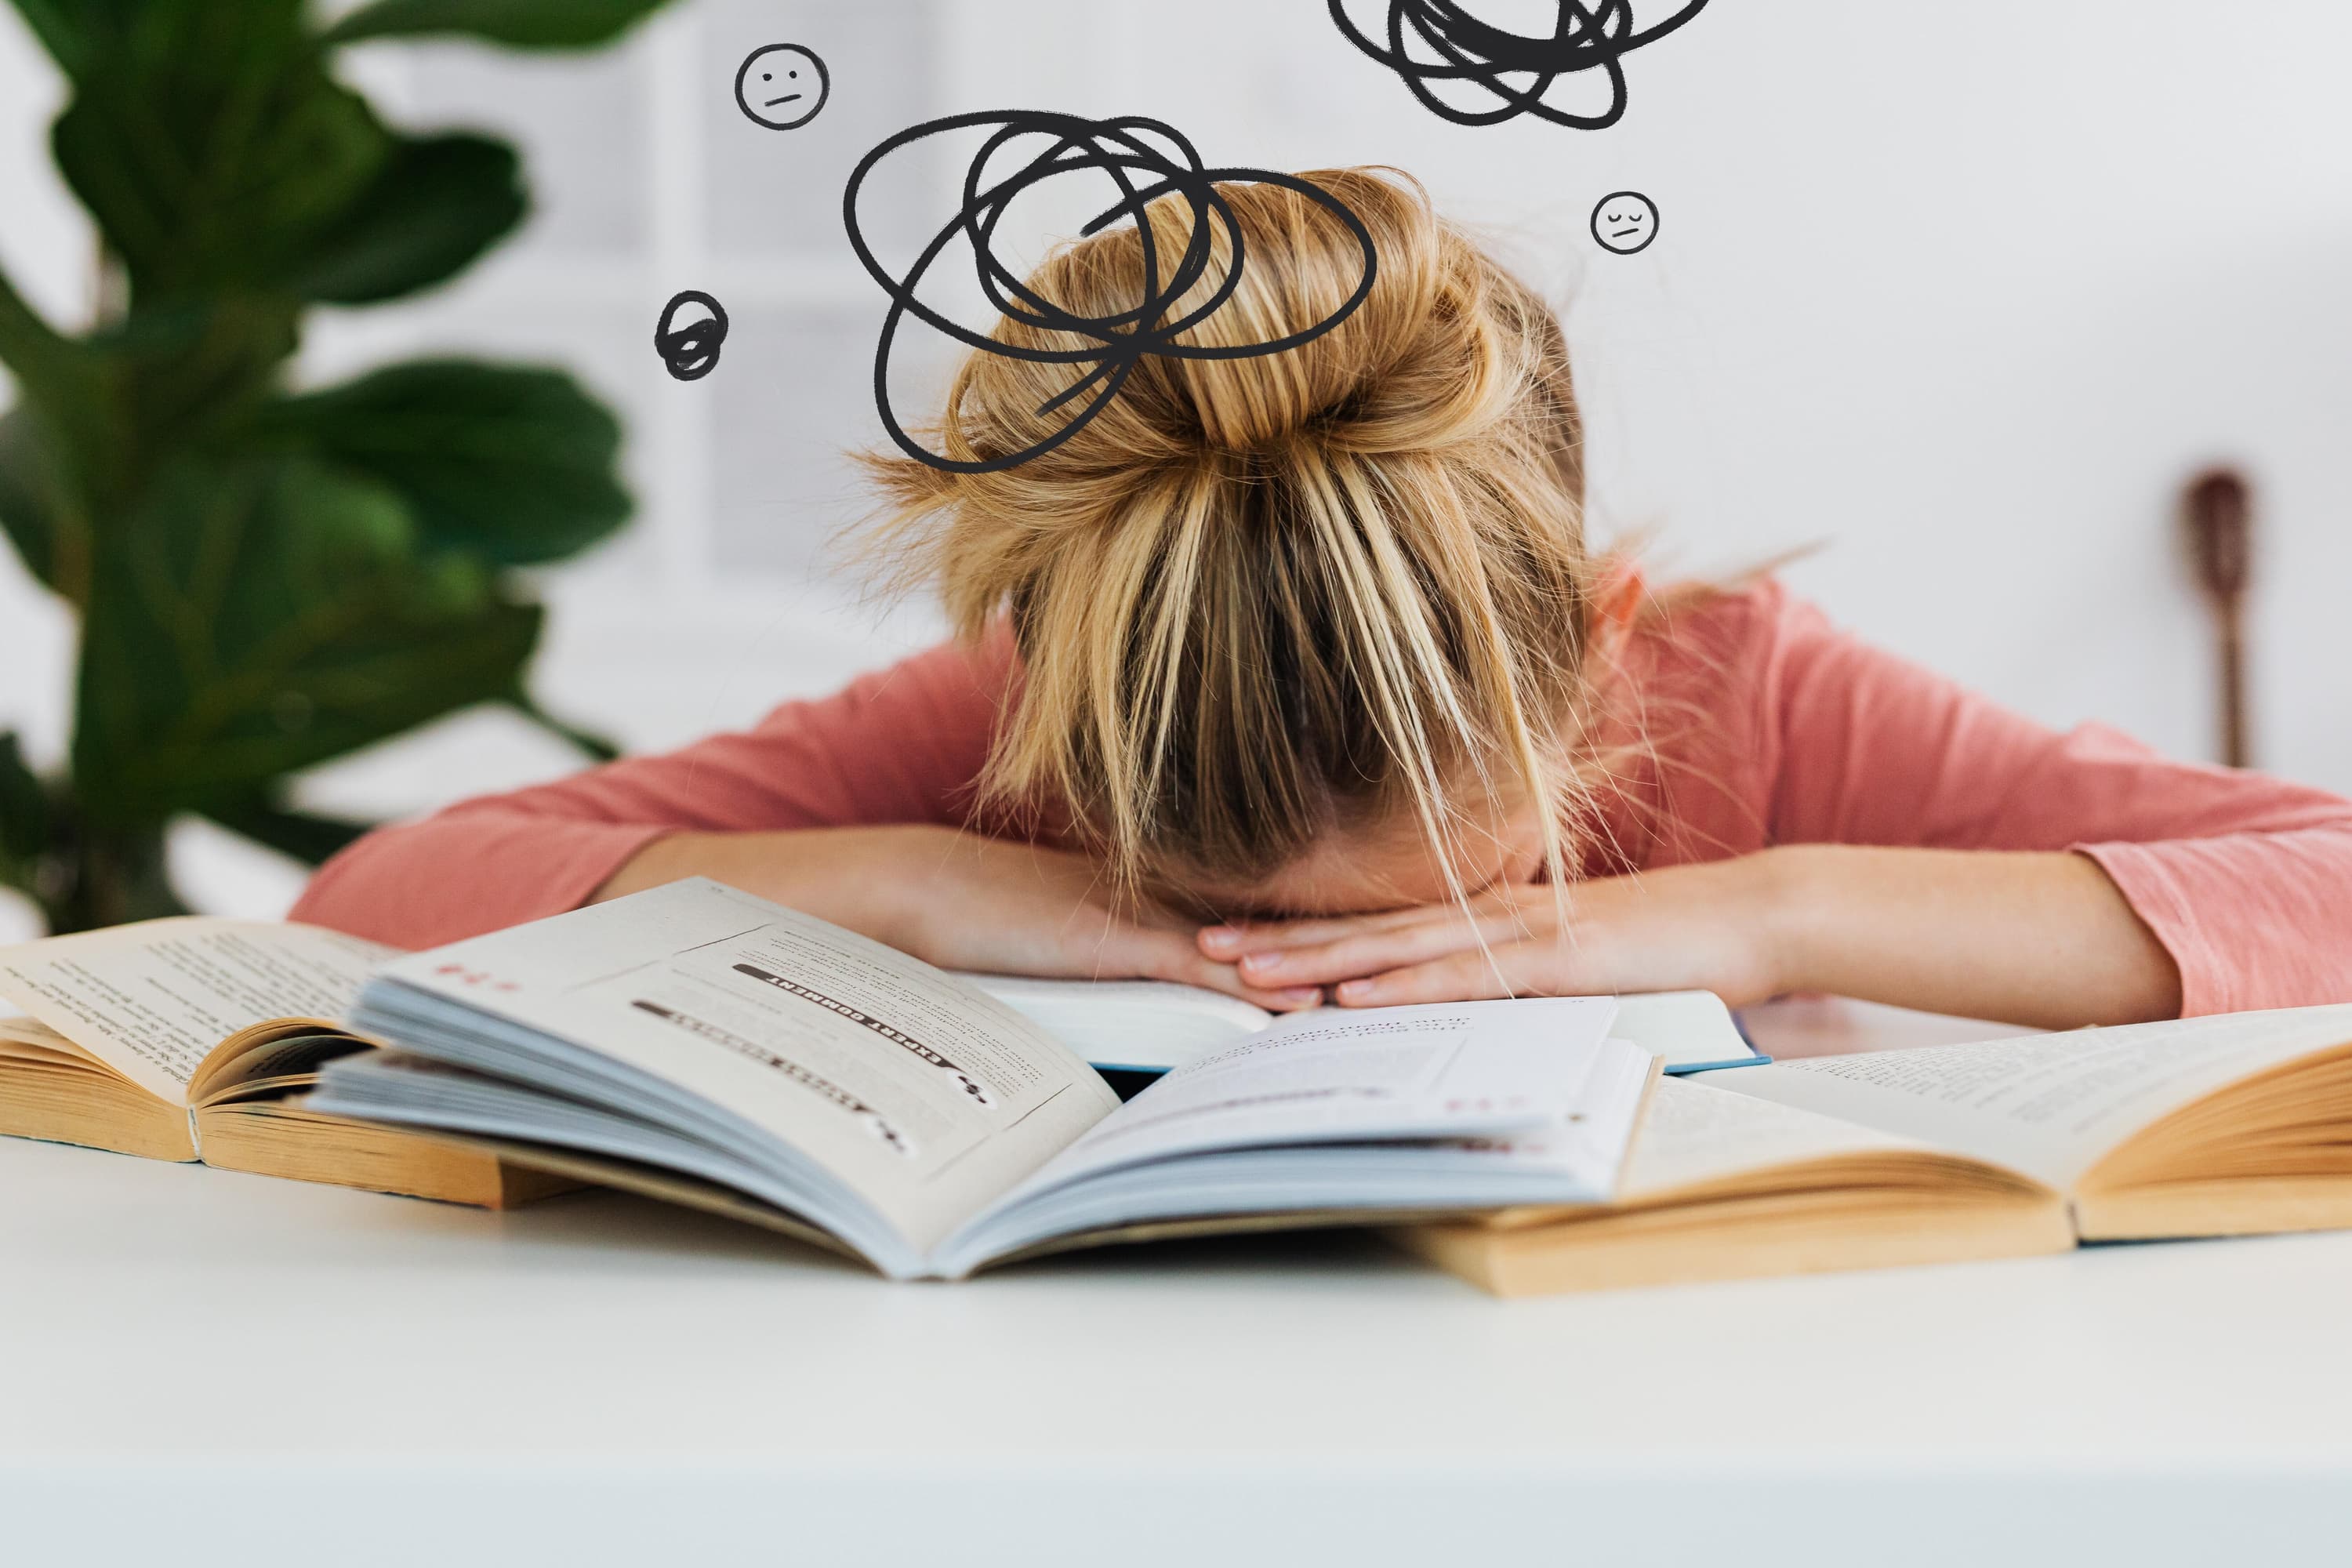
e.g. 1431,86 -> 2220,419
293,169 -> 2352,1027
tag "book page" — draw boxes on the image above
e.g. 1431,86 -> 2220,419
1717,1004 -> 2352,1191
965,977 -> 1759,1076
0,919 -> 393,1105
1008,996 -> 1621,1189
0,1015 -> 103,1069
367,878 -> 1121,1255
1608,990 -> 1763,1072
1617,1075 -> 1935,1199
960,974 -> 1271,1071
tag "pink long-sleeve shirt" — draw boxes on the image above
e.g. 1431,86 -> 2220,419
292,580 -> 2352,1015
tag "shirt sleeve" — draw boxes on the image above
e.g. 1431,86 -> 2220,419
288,628 -> 1020,950
1750,580 -> 2352,1015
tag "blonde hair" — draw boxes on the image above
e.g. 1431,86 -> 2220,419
864,167 -> 1606,908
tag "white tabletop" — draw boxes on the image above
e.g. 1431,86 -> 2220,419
7,1000 -> 2350,1567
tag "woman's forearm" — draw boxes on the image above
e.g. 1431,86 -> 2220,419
1763,844 -> 2183,1029
592,826 -> 930,943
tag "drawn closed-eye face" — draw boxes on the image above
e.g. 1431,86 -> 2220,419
1589,191 -> 1660,255
733,43 -> 831,131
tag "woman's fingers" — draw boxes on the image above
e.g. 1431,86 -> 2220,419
963,857 -> 1321,1010
1229,909 -> 1537,989
1197,903 -> 1436,957
1161,952 -> 1325,1011
1112,926 -> 1324,1011
1198,884 -> 1555,959
1331,945 -> 1551,1007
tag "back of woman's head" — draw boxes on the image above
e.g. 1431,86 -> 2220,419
865,167 -> 1599,905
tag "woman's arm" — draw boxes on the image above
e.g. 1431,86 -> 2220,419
598,825 -> 1319,1008
1766,844 -> 2182,1025
1206,843 -> 2180,1029
292,631 -> 1313,1006
289,632 -> 1022,948
1207,582 -> 2352,1022
1755,583 -> 2352,1016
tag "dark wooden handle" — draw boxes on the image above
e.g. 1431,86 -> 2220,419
2183,467 -> 2253,768
2216,601 -> 2248,771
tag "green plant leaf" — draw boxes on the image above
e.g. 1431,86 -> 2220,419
42,818 -> 190,932
0,731 -> 50,872
8,0 -> 87,74
201,795 -> 375,867
0,394 -> 118,610
0,245 -> 73,394
321,0 -> 673,50
72,452 -> 543,826
46,8 -> 522,307
0,406 -> 65,592
0,260 -> 118,472
49,21 -> 388,303
255,359 -> 629,566
294,133 -> 526,305
114,296 -> 304,466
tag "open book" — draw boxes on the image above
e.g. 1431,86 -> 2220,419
301,877 -> 1658,1280
966,974 -> 1762,1079
1397,1004 -> 2352,1296
0,918 -> 560,1206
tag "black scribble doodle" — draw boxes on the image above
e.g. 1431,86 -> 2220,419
1327,0 -> 1709,129
1589,190 -> 1659,254
733,43 -> 830,131
731,962 -> 996,1109
654,289 -> 728,381
631,1000 -> 918,1158
841,110 -> 1378,474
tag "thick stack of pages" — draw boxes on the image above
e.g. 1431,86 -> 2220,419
0,918 -> 560,1206
303,877 -> 1661,1280
1398,1006 -> 2352,1295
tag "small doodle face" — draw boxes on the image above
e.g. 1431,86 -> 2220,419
1590,191 -> 1659,255
733,43 -> 830,130
655,289 -> 728,381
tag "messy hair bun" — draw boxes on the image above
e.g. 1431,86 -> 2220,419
862,167 -> 1598,901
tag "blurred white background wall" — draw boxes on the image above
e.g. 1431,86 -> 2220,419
3,0 -> 2350,935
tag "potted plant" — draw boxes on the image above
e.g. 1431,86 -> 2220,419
0,0 -> 673,931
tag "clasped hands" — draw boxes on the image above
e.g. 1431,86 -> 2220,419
1196,856 -> 1786,1011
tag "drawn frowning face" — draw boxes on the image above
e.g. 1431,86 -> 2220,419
1591,191 -> 1660,255
733,43 -> 830,131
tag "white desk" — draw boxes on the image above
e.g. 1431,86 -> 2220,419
7,1002 -> 2350,1567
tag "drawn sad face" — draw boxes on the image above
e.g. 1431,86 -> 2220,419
1590,191 -> 1660,255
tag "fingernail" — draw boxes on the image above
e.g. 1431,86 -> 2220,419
1337,980 -> 1375,1004
1278,987 -> 1321,1007
1200,925 -> 1240,953
1240,951 -> 1284,977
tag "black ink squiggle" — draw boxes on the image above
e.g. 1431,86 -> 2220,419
1328,0 -> 1708,129
841,110 -> 1378,474
654,289 -> 728,382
